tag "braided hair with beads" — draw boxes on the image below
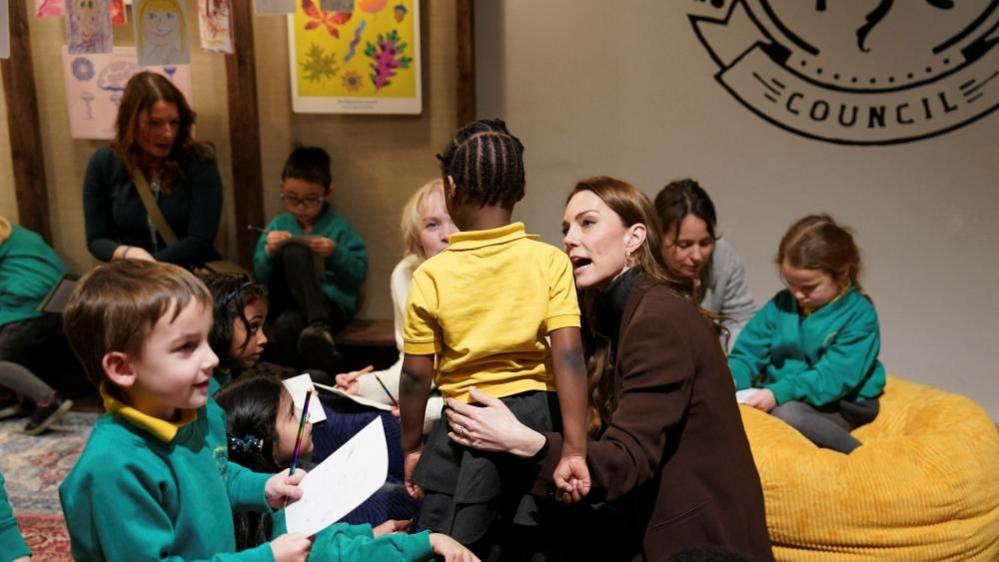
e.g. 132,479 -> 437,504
436,119 -> 526,207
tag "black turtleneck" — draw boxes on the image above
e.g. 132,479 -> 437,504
594,267 -> 642,347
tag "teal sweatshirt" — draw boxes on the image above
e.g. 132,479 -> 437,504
0,471 -> 30,562
270,511 -> 435,562
59,397 -> 275,562
0,220 -> 67,327
252,205 -> 368,316
728,286 -> 885,407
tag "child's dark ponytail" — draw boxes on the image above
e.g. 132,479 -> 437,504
436,118 -> 526,207
214,370 -> 285,550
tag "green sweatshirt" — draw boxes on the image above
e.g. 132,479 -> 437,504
728,286 -> 885,407
0,471 -> 30,562
270,511 -> 435,562
0,219 -> 67,327
59,395 -> 275,562
252,206 -> 368,316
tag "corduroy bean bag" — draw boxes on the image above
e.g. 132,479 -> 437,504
740,376 -> 999,561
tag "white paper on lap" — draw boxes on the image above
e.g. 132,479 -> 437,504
285,417 -> 389,536
283,374 -> 328,424
736,388 -> 760,404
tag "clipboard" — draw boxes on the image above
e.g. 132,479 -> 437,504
36,274 -> 80,314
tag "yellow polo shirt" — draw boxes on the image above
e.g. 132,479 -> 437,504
403,222 -> 580,403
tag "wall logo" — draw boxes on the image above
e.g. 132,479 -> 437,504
689,0 -> 998,144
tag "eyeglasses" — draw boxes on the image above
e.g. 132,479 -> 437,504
280,192 -> 325,208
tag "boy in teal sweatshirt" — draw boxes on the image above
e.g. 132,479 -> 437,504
59,260 -> 309,562
252,147 -> 367,374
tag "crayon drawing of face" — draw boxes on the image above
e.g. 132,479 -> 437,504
71,0 -> 109,49
138,0 -> 187,63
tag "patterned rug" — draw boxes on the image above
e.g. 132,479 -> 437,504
1,411 -> 98,561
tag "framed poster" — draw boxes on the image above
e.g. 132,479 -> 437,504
61,46 -> 192,139
288,0 -> 421,114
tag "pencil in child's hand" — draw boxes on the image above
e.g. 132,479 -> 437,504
247,224 -> 271,234
289,390 -> 312,476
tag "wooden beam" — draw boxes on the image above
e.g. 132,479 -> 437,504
456,0 -> 475,126
1,0 -> 51,242
224,2 -> 265,269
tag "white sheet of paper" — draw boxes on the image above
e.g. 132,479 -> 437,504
736,388 -> 760,404
312,381 -> 394,412
285,417 -> 388,536
283,374 -> 328,424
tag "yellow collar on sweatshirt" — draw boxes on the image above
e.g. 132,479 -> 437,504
101,386 -> 198,443
801,284 -> 852,316
0,217 -> 10,246
447,222 -> 538,251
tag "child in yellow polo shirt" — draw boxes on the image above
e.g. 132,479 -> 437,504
399,119 -> 589,559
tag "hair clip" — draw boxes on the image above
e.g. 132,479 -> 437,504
227,434 -> 263,455
220,281 -> 253,308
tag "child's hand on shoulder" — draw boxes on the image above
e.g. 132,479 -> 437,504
403,448 -> 424,500
308,236 -> 336,257
553,453 -> 591,504
271,532 -> 312,562
265,231 -> 293,257
429,533 -> 481,562
745,388 -> 777,412
265,468 -> 306,509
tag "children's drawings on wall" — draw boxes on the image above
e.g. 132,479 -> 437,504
289,0 -> 421,114
62,46 -> 192,139
1,0 -> 8,60
67,0 -> 113,54
35,0 -> 64,17
111,0 -> 126,25
197,0 -> 233,54
134,0 -> 190,66
255,0 -> 294,16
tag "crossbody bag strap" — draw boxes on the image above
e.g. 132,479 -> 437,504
128,166 -> 179,246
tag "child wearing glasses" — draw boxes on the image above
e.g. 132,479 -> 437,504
253,146 -> 368,375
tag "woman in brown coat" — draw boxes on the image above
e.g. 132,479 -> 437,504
444,177 -> 773,562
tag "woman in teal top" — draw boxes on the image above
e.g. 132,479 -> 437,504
729,214 -> 885,454
0,471 -> 30,562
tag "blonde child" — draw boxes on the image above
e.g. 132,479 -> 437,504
400,119 -> 590,558
215,370 -> 479,562
59,260 -> 310,561
729,214 -> 885,454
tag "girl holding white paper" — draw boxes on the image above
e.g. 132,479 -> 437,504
215,371 -> 480,562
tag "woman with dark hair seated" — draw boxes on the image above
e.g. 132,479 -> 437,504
654,179 -> 755,351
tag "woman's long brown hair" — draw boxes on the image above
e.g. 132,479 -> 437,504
568,177 -> 717,434
112,71 -> 211,195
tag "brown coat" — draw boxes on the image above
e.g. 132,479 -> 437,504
534,275 -> 773,562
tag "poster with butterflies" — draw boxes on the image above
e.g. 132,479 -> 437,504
288,0 -> 421,114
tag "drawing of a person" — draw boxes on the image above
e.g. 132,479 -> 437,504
67,0 -> 112,54
137,0 -> 189,65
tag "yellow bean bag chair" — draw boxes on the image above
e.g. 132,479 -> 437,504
740,376 -> 999,561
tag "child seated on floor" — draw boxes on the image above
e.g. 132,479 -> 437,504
253,146 -> 368,375
729,214 -> 886,454
0,217 -> 74,435
215,370 -> 477,562
59,260 -> 310,561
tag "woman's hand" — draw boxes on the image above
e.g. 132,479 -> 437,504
265,468 -> 306,508
308,236 -> 336,257
372,519 -> 412,536
445,389 -> 547,458
114,245 -> 155,262
745,388 -> 777,412
429,533 -> 482,562
265,230 -> 293,257
270,533 -> 312,562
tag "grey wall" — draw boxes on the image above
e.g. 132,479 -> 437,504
475,0 -> 999,420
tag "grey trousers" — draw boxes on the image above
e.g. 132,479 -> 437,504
771,398 -> 879,454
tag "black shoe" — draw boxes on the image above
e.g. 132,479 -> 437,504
298,322 -> 342,371
0,392 -> 25,419
23,394 -> 73,435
